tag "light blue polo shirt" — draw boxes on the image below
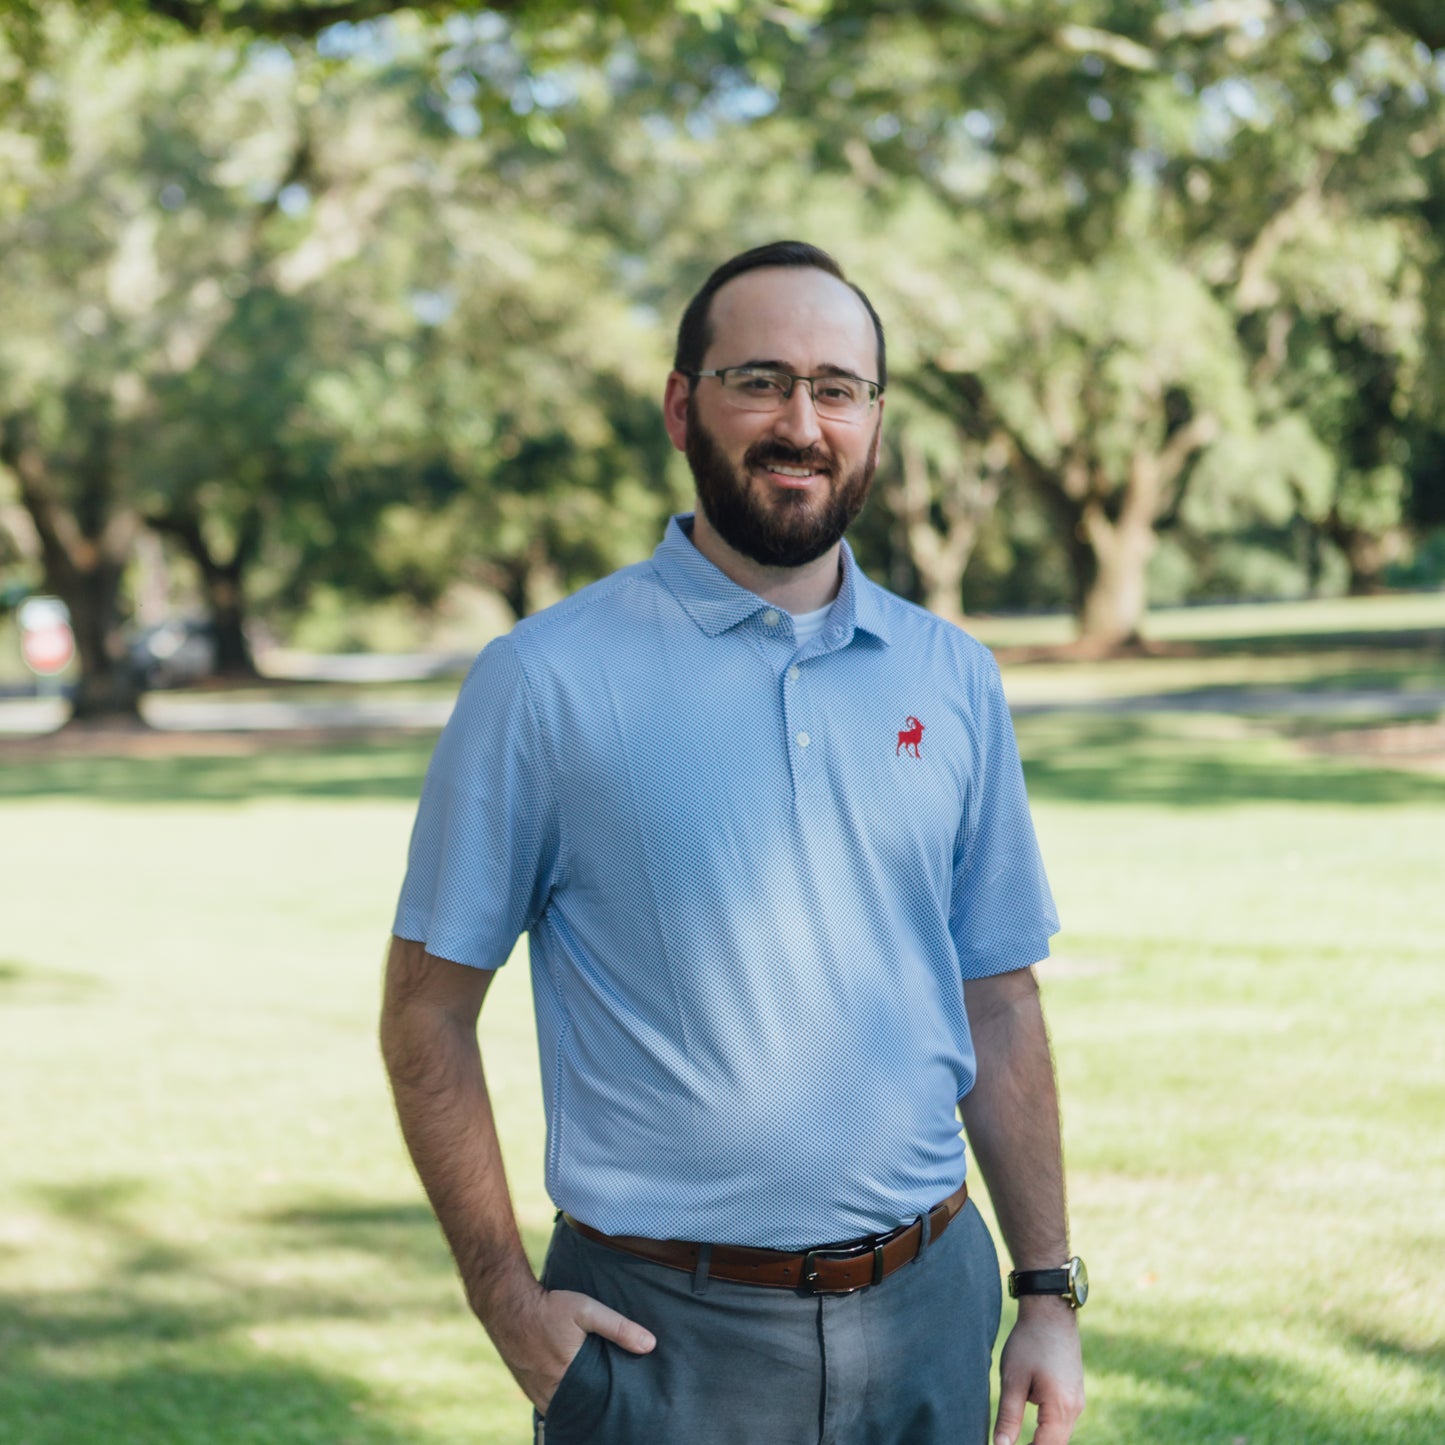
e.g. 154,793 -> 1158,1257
394,515 -> 1058,1249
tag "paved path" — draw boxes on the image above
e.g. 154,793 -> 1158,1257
3,684 -> 1442,738
0,695 -> 455,736
1008,686 -> 1445,719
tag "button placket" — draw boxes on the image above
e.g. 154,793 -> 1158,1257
783,624 -> 855,793
744,607 -> 796,670
780,653 -> 817,801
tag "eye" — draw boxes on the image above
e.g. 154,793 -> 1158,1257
815,381 -> 859,403
734,371 -> 788,395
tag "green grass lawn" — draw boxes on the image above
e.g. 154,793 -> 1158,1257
2,700 -> 1443,1442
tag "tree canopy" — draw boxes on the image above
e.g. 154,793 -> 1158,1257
3,0 -> 1444,717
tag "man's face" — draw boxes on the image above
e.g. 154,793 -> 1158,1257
665,267 -> 884,570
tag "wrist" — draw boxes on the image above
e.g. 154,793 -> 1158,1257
468,1257 -> 542,1333
1007,1253 -> 1088,1310
1014,1292 -> 1080,1325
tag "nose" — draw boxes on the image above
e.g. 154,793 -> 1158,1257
770,379 -> 825,450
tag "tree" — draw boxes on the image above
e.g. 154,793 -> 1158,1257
884,406 -> 1006,623
897,249 -> 1245,646
142,287 -> 329,675
1158,1 -> 1440,595
10,0 -> 1443,687
284,185 -> 683,624
685,0 -> 1445,638
0,1 -> 792,713
0,401 -> 142,717
0,18 -> 359,715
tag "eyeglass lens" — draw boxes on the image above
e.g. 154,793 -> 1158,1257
718,369 -> 873,418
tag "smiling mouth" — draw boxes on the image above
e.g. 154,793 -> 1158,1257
755,460 -> 828,487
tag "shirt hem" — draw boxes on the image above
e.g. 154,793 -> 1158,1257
391,916 -> 511,971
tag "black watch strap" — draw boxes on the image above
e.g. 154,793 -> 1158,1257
1008,1255 -> 1088,1308
1008,1266 -> 1070,1296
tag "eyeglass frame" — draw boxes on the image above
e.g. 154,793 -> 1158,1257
684,365 -> 885,418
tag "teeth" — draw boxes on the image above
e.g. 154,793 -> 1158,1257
769,465 -> 815,477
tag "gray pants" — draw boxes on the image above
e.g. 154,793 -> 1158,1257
534,1199 -> 1002,1445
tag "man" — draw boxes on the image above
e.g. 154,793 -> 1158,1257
381,240 -> 1086,1445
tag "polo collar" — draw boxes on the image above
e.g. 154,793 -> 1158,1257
653,514 -> 892,647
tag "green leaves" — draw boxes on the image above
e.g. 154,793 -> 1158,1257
4,0 -> 1444,677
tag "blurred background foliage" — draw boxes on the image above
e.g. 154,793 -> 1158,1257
2,0 -> 1445,717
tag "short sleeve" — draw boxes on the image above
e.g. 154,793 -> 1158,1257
392,637 -> 562,969
949,659 -> 1059,976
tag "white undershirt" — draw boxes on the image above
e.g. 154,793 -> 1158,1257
789,603 -> 833,645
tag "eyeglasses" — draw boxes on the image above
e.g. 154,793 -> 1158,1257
687,366 -> 883,422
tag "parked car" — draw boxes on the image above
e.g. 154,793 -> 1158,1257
127,619 -> 217,689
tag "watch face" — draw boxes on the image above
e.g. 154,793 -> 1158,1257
1068,1256 -> 1089,1308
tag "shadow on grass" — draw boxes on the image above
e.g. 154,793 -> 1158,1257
7,709 -> 1442,810
0,1180 -> 466,1444
1082,1326 -> 1443,1444
11,1175 -> 1439,1445
0,1334 -> 415,1445
1015,715 -> 1445,807
1158,626 -> 1445,660
1347,1328 -> 1445,1385
0,736 -> 438,804
0,958 -> 102,1003
34,1177 -> 151,1220
1016,671 -> 1445,713
265,1196 -> 556,1277
264,1200 -> 454,1277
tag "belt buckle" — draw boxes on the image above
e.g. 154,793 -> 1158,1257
800,1220 -> 907,1295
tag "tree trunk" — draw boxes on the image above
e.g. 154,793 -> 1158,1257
208,569 -> 257,675
1073,500 -> 1156,649
1024,418 -> 1215,653
891,433 -> 1000,623
1325,510 -> 1406,596
67,558 -> 143,720
147,504 -> 262,678
915,366 -> 1216,653
486,541 -> 565,621
1,406 -> 142,724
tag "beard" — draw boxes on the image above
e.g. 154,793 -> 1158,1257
685,396 -> 879,569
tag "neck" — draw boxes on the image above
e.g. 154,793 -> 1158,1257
689,508 -> 844,613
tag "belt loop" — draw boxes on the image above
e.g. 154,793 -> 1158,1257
691,1242 -> 713,1296
917,1207 -> 932,1258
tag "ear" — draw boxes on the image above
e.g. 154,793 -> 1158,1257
662,371 -> 692,453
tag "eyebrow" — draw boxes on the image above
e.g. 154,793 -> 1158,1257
734,358 -> 870,381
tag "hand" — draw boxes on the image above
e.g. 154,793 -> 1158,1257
488,1278 -> 656,1415
993,1298 -> 1084,1445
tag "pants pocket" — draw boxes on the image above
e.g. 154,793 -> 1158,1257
539,1330 -> 610,1444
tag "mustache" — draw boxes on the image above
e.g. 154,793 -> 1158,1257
745,440 -> 835,476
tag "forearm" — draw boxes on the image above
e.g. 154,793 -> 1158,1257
379,938 -> 654,1410
962,968 -> 1085,1441
960,968 -> 1069,1273
380,952 -> 534,1322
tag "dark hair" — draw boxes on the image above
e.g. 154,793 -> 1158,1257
673,240 -> 887,388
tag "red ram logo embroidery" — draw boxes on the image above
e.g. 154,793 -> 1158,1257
896,716 -> 925,758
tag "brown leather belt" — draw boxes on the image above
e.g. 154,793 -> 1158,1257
562,1180 -> 967,1295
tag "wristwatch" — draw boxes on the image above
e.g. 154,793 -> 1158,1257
1007,1256 -> 1088,1309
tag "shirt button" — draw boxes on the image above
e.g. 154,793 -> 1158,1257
786,665 -> 800,683
796,731 -> 811,748
763,610 -> 781,628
